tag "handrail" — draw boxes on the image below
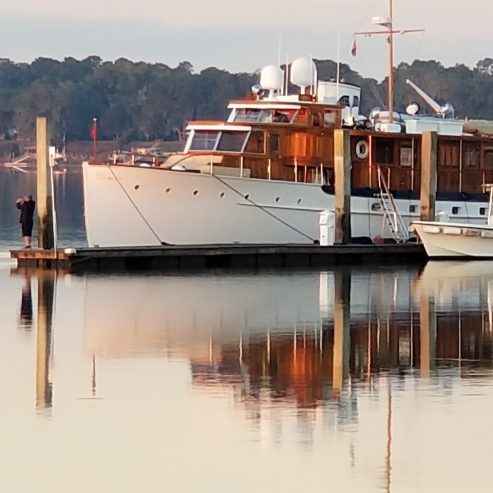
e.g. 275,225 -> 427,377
377,166 -> 409,242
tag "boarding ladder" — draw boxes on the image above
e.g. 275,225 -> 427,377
377,167 -> 409,243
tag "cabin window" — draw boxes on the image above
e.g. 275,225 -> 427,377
353,96 -> 360,108
189,131 -> 219,151
244,131 -> 265,154
312,113 -> 321,127
400,147 -> 412,167
216,131 -> 248,152
483,148 -> 493,169
375,139 -> 394,165
324,110 -> 337,127
293,108 -> 308,125
464,143 -> 480,168
338,95 -> 350,107
270,134 -> 279,154
233,108 -> 273,123
452,206 -> 460,215
409,204 -> 417,214
480,207 -> 487,216
273,110 -> 295,123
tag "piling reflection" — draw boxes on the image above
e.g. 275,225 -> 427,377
35,273 -> 55,411
19,273 -> 33,329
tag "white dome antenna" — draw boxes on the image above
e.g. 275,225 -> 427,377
290,57 -> 317,94
260,65 -> 284,97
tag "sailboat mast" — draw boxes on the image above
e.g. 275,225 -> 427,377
388,0 -> 394,121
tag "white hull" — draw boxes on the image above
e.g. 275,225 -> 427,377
413,221 -> 493,258
83,163 -> 487,247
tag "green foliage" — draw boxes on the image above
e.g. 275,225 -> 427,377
1,56 -> 493,145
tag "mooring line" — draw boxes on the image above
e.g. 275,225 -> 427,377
211,174 -> 316,242
105,164 -> 164,245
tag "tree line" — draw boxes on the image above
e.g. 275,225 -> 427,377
1,56 -> 493,147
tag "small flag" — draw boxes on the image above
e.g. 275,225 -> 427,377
351,39 -> 357,57
90,118 -> 97,141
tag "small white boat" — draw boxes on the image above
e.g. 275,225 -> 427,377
412,185 -> 493,258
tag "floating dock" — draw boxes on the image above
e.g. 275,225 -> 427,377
10,243 -> 426,272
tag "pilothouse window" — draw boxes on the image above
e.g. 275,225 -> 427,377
217,131 -> 248,152
233,108 -> 272,123
189,129 -> 251,153
189,131 -> 219,151
233,108 -> 296,124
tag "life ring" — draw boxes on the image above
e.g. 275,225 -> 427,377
355,140 -> 369,160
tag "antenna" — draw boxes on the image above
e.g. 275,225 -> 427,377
336,30 -> 341,99
278,29 -> 283,94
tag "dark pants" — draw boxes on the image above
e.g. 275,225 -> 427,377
21,221 -> 33,237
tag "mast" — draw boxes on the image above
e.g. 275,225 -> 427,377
388,0 -> 394,121
354,2 -> 423,124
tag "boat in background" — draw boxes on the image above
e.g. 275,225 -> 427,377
412,184 -> 493,258
3,145 -> 67,174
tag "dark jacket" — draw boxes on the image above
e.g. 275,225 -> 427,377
17,199 -> 35,225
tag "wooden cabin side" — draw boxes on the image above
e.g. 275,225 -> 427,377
350,131 -> 493,197
183,103 -> 341,183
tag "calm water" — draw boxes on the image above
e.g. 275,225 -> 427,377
1,169 -> 493,491
0,168 -> 86,249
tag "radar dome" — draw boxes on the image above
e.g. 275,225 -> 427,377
290,57 -> 317,92
260,65 -> 283,91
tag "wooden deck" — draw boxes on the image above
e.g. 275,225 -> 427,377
10,243 -> 426,272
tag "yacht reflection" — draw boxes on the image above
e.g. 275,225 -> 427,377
83,267 -> 493,413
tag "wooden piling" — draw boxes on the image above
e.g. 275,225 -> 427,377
334,129 -> 352,244
36,116 -> 54,250
420,131 -> 437,221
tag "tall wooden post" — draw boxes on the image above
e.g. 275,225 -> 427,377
36,116 -> 54,250
36,274 -> 55,410
420,131 -> 437,221
333,268 -> 351,397
334,129 -> 352,244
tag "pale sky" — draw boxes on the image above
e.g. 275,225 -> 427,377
1,0 -> 492,80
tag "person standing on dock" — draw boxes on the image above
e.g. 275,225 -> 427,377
16,195 -> 36,249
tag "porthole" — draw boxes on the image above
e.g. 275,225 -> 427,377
297,198 -> 302,204
275,197 -> 280,203
480,207 -> 487,216
193,190 -> 199,196
165,187 -> 171,193
219,192 -> 225,198
134,185 -> 140,190
244,194 -> 250,200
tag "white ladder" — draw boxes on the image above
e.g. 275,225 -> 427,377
377,167 -> 409,243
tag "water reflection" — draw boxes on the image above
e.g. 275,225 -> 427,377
80,266 -> 493,406
9,264 -> 493,492
0,167 -> 85,249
